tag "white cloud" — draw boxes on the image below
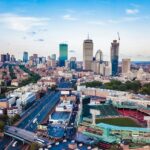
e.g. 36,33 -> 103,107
88,21 -> 106,25
88,16 -> 140,26
0,13 -> 50,31
126,9 -> 139,15
62,14 -> 77,21
108,16 -> 140,24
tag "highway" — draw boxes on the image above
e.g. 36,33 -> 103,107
17,91 -> 60,131
0,91 -> 60,150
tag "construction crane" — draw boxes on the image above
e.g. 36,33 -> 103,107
117,32 -> 120,42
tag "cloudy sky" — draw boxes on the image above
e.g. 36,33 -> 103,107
0,0 -> 150,61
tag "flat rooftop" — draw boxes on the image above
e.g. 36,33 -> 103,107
48,124 -> 65,138
51,112 -> 70,121
96,123 -> 150,133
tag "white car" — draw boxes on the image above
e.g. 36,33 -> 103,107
12,141 -> 18,147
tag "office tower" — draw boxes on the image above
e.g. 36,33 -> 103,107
83,37 -> 93,70
33,54 -> 38,58
10,55 -> 16,62
6,53 -> 10,61
92,50 -> 103,74
59,43 -> 68,67
95,49 -> 103,62
122,58 -> 131,74
110,40 -> 119,76
51,54 -> 56,60
70,57 -> 77,70
0,54 -> 6,62
23,51 -> 28,63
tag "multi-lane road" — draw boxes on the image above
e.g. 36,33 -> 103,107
0,91 -> 60,150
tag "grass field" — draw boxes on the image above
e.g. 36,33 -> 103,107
96,117 -> 141,127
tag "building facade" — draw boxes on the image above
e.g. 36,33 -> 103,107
83,38 -> 93,70
110,40 -> 119,76
59,43 -> 68,67
23,51 -> 28,63
122,58 -> 131,74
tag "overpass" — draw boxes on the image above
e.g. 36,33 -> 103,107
4,126 -> 52,146
57,88 -> 74,91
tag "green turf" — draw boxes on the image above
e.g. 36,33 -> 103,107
96,117 -> 141,127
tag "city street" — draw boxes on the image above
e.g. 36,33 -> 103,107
0,91 -> 60,150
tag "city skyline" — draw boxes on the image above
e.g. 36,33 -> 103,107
0,0 -> 150,61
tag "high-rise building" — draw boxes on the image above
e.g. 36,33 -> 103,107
110,40 -> 119,76
83,38 -> 93,70
0,54 -> 6,62
10,55 -> 16,62
6,53 -> 10,61
92,50 -> 103,74
59,43 -> 68,67
51,54 -> 56,60
69,57 -> 77,70
122,58 -> 131,74
23,51 -> 28,63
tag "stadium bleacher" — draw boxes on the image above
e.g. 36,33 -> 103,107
118,109 -> 147,124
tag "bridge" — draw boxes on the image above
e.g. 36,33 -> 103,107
4,126 -> 52,146
56,88 -> 74,91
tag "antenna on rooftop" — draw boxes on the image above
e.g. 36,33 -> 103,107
117,32 -> 120,42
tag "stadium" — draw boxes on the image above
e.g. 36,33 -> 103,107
76,95 -> 150,149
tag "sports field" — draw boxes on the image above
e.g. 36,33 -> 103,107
96,117 -> 141,127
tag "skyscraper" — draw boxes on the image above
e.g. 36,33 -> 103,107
110,40 -> 119,76
59,43 -> 68,67
23,51 -> 28,63
69,57 -> 77,70
122,58 -> 131,74
6,53 -> 10,61
83,37 -> 93,70
92,50 -> 103,74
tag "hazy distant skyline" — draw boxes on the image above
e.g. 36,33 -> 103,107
0,0 -> 150,61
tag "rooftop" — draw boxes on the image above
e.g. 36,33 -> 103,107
96,123 -> 150,133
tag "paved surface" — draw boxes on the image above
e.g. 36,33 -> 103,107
0,91 -> 60,150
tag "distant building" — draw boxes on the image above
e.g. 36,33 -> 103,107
10,55 -> 16,62
23,51 -> 28,63
122,58 -> 131,74
37,57 -> 46,64
6,53 -> 10,61
92,50 -> 103,74
83,37 -> 93,70
0,54 -> 6,62
51,54 -> 56,60
69,57 -> 77,70
110,40 -> 119,76
59,43 -> 68,67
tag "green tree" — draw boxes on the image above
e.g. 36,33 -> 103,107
0,121 -> 5,132
30,142 -> 39,150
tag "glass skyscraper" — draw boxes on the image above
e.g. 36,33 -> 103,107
23,51 -> 28,63
59,43 -> 68,66
110,40 -> 119,76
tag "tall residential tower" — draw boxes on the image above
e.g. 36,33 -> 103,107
110,40 -> 119,76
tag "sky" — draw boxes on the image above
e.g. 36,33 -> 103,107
0,0 -> 150,61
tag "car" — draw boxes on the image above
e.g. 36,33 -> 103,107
12,141 -> 18,147
47,145 -> 52,148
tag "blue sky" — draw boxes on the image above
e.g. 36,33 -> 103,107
0,0 -> 150,61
